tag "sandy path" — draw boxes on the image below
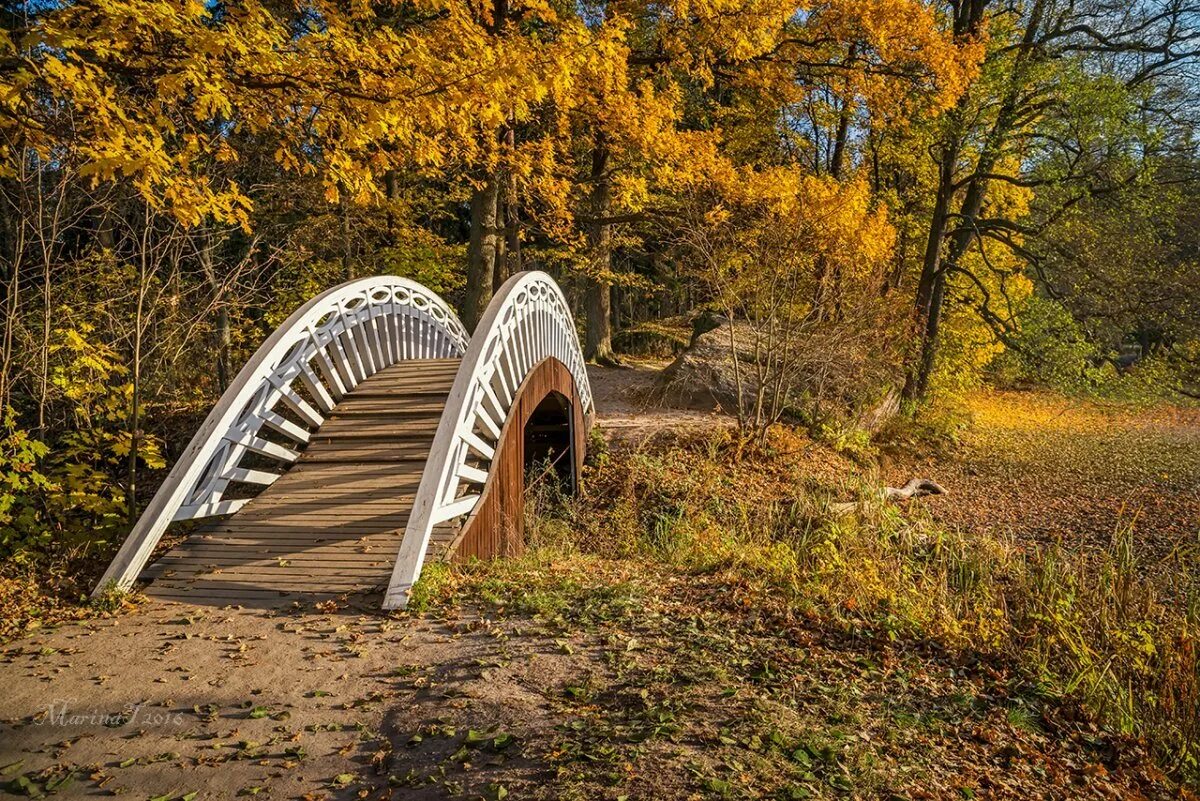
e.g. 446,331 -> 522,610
0,598 -> 589,799
587,361 -> 735,440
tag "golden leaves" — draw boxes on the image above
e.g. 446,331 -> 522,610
1,0 -> 980,234
6,0 -> 608,225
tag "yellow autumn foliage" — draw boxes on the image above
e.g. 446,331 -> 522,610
3,0 -> 981,235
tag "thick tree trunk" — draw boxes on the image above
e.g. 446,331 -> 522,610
909,165 -> 997,398
585,139 -> 617,364
473,0 -> 512,305
904,92 -> 1024,402
463,177 -> 500,331
586,284 -> 615,363
910,269 -> 946,401
904,0 -> 1040,405
495,126 -> 521,291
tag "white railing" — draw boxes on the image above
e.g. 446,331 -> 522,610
94,276 -> 469,595
384,271 -> 594,609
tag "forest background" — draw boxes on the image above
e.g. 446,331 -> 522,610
1,0 -> 1199,603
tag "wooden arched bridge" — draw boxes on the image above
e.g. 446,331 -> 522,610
94,272 -> 594,610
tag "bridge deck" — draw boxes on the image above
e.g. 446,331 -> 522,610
141,358 -> 462,606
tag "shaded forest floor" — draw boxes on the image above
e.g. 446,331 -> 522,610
1,372 -> 1198,799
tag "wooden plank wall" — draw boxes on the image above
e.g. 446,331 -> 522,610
452,357 -> 586,561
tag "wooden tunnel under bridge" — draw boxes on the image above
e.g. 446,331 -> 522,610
453,358 -> 585,561
93,272 -> 595,610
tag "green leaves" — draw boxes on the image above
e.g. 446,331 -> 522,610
446,729 -> 517,765
704,777 -> 731,794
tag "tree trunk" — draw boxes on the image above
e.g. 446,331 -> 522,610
828,45 -> 856,179
463,176 -> 500,331
384,170 -> 399,240
215,307 -> 231,392
812,61 -> 855,321
128,210 -> 149,524
904,0 -> 1039,405
909,159 -> 1000,399
96,202 -> 116,251
35,165 -> 50,433
128,323 -> 142,524
0,186 -> 22,412
902,142 -> 959,403
198,229 -> 232,392
585,138 -> 617,364
494,125 -> 521,291
911,268 -> 947,401
340,200 -> 354,281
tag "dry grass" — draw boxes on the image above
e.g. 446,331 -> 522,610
527,425 -> 1200,785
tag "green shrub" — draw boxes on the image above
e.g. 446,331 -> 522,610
0,409 -> 55,558
990,295 -> 1097,392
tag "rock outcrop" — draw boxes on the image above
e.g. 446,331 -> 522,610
658,317 -> 764,413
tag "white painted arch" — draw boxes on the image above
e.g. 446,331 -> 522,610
94,275 -> 469,596
385,271 -> 595,609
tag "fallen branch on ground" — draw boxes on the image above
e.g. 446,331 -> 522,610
830,478 -> 948,514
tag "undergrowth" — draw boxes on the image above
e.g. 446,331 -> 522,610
0,555 -> 141,641
509,427 -> 1200,785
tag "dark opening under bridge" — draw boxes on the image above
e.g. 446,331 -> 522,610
94,271 -> 594,610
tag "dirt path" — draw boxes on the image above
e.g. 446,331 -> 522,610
0,595 -> 582,800
587,361 -> 735,440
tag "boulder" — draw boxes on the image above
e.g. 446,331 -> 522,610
658,317 -> 772,414
658,314 -> 904,432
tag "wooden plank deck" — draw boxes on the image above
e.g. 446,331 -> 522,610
141,358 -> 462,606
